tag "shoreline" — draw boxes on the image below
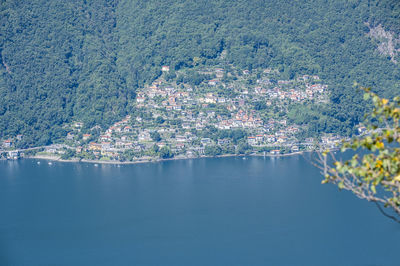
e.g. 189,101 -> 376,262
24,151 -> 307,165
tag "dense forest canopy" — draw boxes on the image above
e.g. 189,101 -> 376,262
0,0 -> 399,147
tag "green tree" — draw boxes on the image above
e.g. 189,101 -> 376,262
152,144 -> 159,153
204,145 -> 222,156
319,88 -> 400,223
159,146 -> 173,159
150,131 -> 161,142
155,116 -> 165,124
253,101 -> 267,110
237,140 -> 251,155
61,149 -> 75,160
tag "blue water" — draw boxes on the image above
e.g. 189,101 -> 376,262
0,156 -> 399,266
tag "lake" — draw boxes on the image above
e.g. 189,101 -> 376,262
0,155 -> 399,265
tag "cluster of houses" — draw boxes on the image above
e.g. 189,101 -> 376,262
1,67 -> 344,161
0,135 -> 23,159
1,134 -> 23,149
56,67 -> 339,160
134,67 -> 328,124
262,84 -> 327,102
136,68 -> 328,112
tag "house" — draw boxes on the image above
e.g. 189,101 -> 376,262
278,80 -> 291,85
74,122 -> 83,128
208,79 -> 219,86
3,139 -> 12,148
358,126 -> 367,134
89,142 -> 102,151
173,105 -> 182,111
175,135 -> 187,142
8,150 -> 19,159
215,71 -> 224,78
182,123 -> 191,129
67,132 -> 74,140
217,97 -> 226,103
16,135 -> 23,140
200,138 -> 212,146
161,65 -> 170,72
247,136 -> 257,145
255,135 -> 263,142
165,89 -> 175,97
157,142 -> 166,148
107,127 -> 115,134
134,144 -> 145,152
270,149 -> 280,155
191,147 -> 205,155
207,113 -> 216,121
124,126 -> 132,133
205,93 -> 217,103
101,150 -> 115,157
136,96 -> 145,103
305,137 -> 314,143
175,143 -> 185,150
291,146 -> 299,152
138,131 -> 151,142
75,146 -> 83,153
101,142 -> 111,150
45,147 -> 57,154
100,135 -> 111,141
186,150 -> 195,157
115,141 -> 125,148
277,136 -> 287,143
83,134 -> 91,141
124,142 -> 134,149
265,135 -> 276,143
168,95 -> 176,103
218,139 -> 230,146
321,136 -> 330,144
263,68 -> 272,74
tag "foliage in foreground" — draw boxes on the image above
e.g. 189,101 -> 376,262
320,88 -> 400,222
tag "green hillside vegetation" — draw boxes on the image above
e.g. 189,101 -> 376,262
0,0 -> 399,147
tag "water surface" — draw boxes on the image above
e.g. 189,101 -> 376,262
0,156 -> 398,265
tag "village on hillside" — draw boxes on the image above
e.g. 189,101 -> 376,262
1,65 -> 352,162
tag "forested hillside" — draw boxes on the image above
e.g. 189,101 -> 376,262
0,0 -> 399,147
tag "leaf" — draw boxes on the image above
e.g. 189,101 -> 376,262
376,141 -> 384,150
371,185 -> 376,194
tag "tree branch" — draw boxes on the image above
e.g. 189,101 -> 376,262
374,201 -> 400,224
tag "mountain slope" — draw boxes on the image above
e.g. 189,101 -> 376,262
0,0 -> 399,146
